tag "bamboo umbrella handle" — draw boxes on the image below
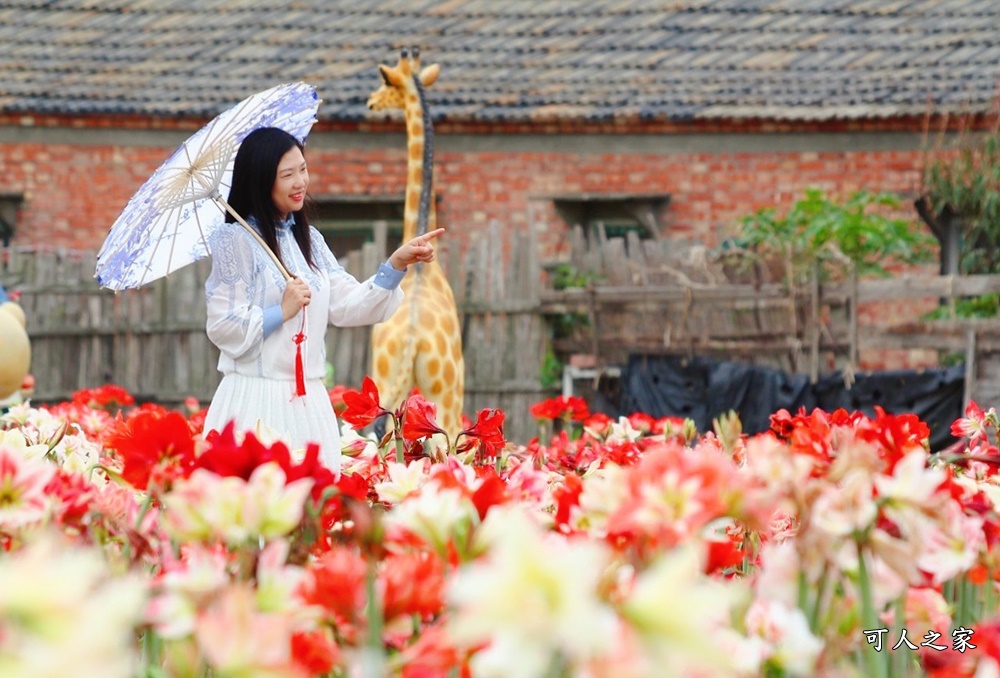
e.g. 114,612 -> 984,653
214,196 -> 294,281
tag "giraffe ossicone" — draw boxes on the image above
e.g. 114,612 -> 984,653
367,48 -> 466,442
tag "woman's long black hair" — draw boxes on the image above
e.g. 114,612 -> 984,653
226,127 -> 317,271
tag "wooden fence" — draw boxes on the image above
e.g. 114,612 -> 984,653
6,221 -> 1000,444
1,222 -> 550,443
544,225 -> 1000,408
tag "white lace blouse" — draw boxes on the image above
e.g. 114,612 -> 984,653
204,216 -> 404,382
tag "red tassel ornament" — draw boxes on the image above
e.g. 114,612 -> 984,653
293,312 -> 306,397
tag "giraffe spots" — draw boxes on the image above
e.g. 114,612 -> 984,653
426,357 -> 441,375
425,312 -> 440,327
435,332 -> 447,354
443,360 -> 455,383
387,338 -> 399,355
406,192 -> 419,211
418,338 -> 432,353
452,342 -> 463,361
443,392 -> 454,409
377,354 -> 390,377
430,380 -> 444,396
440,315 -> 456,335
407,93 -> 419,105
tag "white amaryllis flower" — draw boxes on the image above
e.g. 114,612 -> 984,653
245,464 -> 314,540
374,459 -> 430,504
743,434 -> 814,491
874,451 -> 945,508
4,406 -> 68,448
163,464 -> 313,546
193,584 -> 298,675
605,416 -> 644,444
745,599 -> 824,677
917,504 -> 985,584
146,545 -> 229,639
754,541 -> 802,609
52,433 -> 106,484
620,544 -> 743,675
573,464 -> 630,535
0,532 -> 145,678
384,485 -> 478,555
0,400 -> 32,426
810,470 -> 877,539
0,429 -> 49,461
255,539 -> 315,628
448,506 -> 617,678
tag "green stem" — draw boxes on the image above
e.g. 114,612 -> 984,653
139,629 -> 162,674
957,576 -> 968,628
857,543 -> 888,678
122,491 -> 155,564
892,596 -> 906,678
810,564 -> 830,633
365,558 -> 386,672
797,569 -> 809,616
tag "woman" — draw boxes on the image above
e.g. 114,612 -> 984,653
203,126 -> 441,472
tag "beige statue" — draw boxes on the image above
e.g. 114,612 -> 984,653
0,288 -> 30,400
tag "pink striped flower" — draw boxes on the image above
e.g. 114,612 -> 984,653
0,444 -> 55,530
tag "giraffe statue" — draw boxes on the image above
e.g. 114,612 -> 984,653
366,47 -> 465,441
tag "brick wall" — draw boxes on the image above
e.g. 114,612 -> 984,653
0,116 -> 952,370
1,141 -> 929,256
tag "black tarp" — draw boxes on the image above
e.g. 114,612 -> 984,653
617,355 -> 965,452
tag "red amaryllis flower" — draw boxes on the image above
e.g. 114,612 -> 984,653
704,537 -> 745,575
627,412 -> 656,433
530,397 -> 563,421
198,422 -> 281,480
872,406 -> 930,473
470,470 -> 509,520
340,376 -> 389,429
291,629 -> 341,675
380,551 -> 446,622
529,395 -> 590,422
457,408 -> 506,458
952,400 -> 992,442
401,393 -> 445,442
553,472 -> 584,529
583,412 -> 613,435
769,408 -> 798,438
72,384 -> 135,411
298,546 -> 368,622
562,395 -> 590,421
328,384 -> 349,415
104,409 -> 195,491
397,621 -> 473,678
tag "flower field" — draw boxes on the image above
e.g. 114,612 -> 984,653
2,380 -> 1000,677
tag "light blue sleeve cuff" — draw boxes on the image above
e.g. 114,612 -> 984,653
373,260 -> 406,290
262,305 -> 283,339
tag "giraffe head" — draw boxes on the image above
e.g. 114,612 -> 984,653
367,46 -> 440,111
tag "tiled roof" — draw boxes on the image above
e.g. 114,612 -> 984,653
1,0 -> 998,122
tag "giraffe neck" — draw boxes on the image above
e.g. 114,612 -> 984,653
402,79 -> 434,244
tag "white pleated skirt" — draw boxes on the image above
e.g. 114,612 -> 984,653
203,373 -> 342,473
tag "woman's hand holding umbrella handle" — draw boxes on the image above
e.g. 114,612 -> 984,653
281,277 -> 311,321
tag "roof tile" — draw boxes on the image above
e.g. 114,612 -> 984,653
0,0 -> 997,122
